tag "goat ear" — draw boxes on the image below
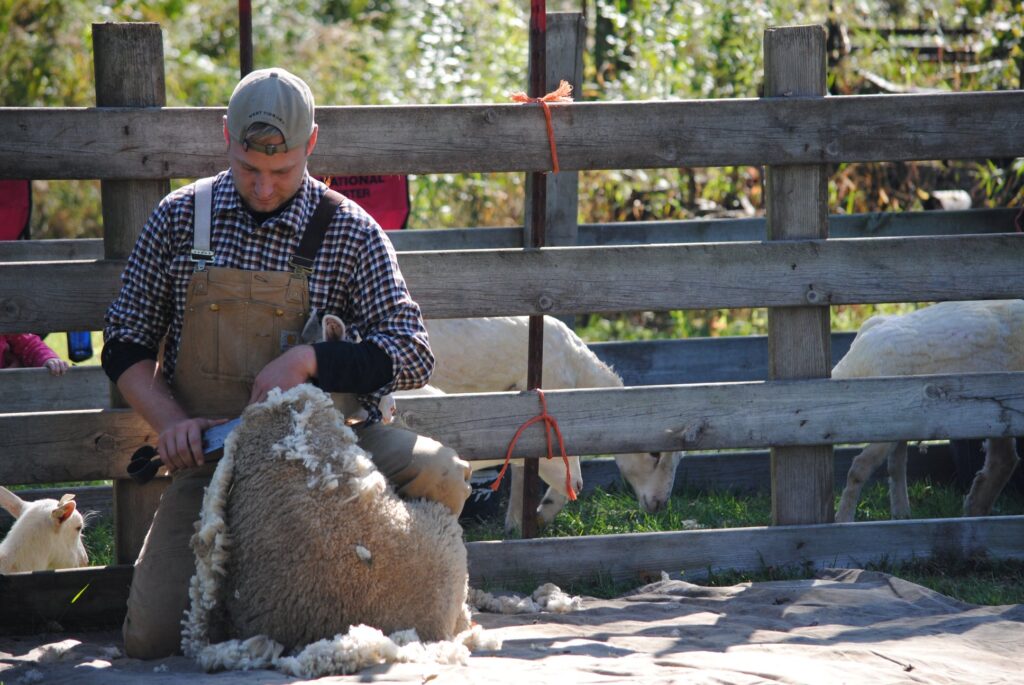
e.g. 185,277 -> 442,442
322,314 -> 346,342
0,486 -> 26,519
52,495 -> 77,524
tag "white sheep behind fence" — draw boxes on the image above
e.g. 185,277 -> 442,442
420,316 -> 682,524
833,299 -> 1023,522
0,486 -> 88,573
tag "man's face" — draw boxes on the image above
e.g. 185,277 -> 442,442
224,123 -> 318,213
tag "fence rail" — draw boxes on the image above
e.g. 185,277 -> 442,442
4,234 -> 1024,330
2,91 -> 1023,179
1,208 -> 1018,263
2,371 -> 1021,486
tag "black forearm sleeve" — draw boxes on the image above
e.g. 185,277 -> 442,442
101,339 -> 158,384
312,340 -> 394,394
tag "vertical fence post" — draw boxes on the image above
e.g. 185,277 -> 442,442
515,10 -> 584,538
531,12 -> 585,250
93,22 -> 171,564
763,25 -> 834,525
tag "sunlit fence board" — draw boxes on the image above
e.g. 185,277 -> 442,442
2,372 -> 1021,484
2,91 -> 1022,179
4,234 -> 1024,330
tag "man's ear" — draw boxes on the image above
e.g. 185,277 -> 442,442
223,116 -> 231,148
305,124 -> 319,156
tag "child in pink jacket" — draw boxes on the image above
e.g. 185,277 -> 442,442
0,333 -> 70,375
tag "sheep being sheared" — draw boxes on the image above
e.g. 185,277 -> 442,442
181,383 -> 476,676
0,486 -> 88,573
422,316 -> 682,519
833,299 -> 1023,522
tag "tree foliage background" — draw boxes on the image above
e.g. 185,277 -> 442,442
2,0 -> 1022,246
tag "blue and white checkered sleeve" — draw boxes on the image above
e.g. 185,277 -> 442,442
103,195 -> 182,353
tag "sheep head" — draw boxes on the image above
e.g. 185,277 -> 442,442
0,487 -> 88,573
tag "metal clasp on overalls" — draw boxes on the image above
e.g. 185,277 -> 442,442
190,249 -> 215,272
288,255 -> 315,277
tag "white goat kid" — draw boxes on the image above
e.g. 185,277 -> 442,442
414,316 -> 681,526
0,486 -> 88,573
833,300 -> 1023,522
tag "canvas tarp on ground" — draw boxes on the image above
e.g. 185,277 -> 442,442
2,568 -> 1021,684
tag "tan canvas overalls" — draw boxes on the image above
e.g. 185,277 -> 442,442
122,178 -> 471,659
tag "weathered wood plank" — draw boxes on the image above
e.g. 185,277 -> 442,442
0,367 -> 111,412
0,409 -> 153,485
93,21 -> 170,565
2,334 -> 860,414
0,564 -> 133,634
2,208 -> 1017,263
2,372 -> 1022,484
2,90 -> 1022,179
764,25 -> 834,525
467,515 -> 1024,587
3,234 -> 1024,329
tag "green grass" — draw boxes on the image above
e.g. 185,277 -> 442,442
462,478 -> 1024,605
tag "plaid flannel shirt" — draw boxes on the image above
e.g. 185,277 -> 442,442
104,170 -> 432,421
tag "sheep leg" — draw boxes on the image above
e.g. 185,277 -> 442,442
504,463 -> 566,533
964,438 -> 1020,516
836,442 -> 895,522
887,441 -> 911,519
504,463 -> 525,533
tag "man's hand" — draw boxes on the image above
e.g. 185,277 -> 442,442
157,416 -> 229,472
249,344 -> 317,405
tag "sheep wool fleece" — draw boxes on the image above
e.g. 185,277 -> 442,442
182,383 -> 471,661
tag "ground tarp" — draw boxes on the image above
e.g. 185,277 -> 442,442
2,568 -> 1021,684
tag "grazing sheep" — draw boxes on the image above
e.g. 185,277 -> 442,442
833,300 -> 1023,522
181,383 -> 474,675
0,487 -> 88,573
422,316 -> 682,520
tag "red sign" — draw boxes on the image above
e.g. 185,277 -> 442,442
0,180 -> 30,241
322,175 -> 410,230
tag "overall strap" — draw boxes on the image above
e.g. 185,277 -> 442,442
289,188 -> 345,275
191,176 -> 217,271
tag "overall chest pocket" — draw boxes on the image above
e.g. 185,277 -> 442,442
181,298 -> 306,382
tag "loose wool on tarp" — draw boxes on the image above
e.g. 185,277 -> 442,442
180,384 -> 492,677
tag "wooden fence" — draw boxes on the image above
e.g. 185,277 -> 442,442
2,17 -> 1024,632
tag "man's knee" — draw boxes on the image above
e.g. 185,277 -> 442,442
398,441 -> 472,516
357,423 -> 471,515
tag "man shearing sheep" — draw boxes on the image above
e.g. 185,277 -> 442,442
102,68 -> 471,659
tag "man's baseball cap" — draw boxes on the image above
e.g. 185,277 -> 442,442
226,68 -> 315,155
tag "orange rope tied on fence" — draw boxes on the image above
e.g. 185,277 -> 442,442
509,80 -> 574,174
489,388 -> 578,501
